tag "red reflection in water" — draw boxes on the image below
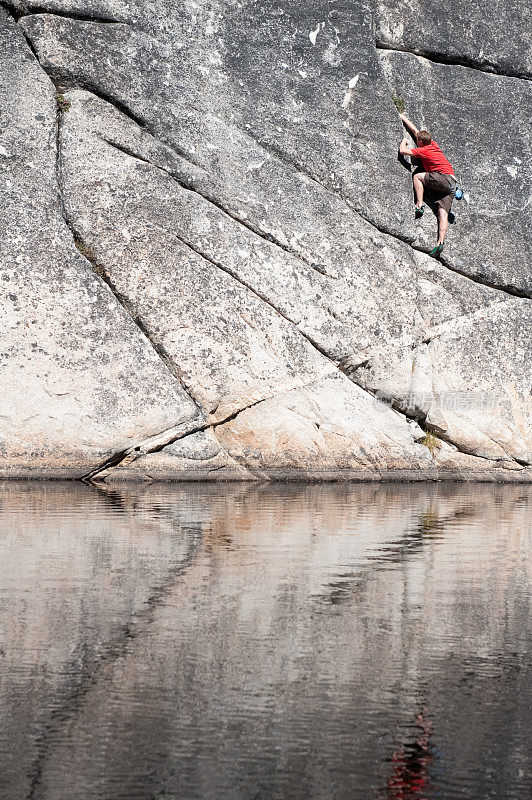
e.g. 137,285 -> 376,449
385,707 -> 435,800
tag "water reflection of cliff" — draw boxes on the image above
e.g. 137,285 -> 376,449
0,482 -> 529,799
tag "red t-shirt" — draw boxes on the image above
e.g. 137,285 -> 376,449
410,141 -> 454,175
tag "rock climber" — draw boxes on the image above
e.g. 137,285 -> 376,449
398,112 -> 456,257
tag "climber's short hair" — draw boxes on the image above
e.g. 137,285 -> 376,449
417,130 -> 431,146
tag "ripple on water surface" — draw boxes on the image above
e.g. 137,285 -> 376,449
0,482 -> 530,799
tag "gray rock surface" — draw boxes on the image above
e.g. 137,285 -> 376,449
0,7 -> 203,478
350,299 -> 532,463
0,1 -> 530,480
372,0 -> 532,79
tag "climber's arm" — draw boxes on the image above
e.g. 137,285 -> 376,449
399,137 -> 415,156
399,113 -> 419,139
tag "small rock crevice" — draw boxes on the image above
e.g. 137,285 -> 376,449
356,211 -> 531,300
83,85 -> 205,168
81,418 -> 207,482
375,40 -> 531,83
1,1 -> 131,26
72,228 -> 203,409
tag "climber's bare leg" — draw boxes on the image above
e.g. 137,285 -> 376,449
413,172 -> 426,208
437,207 -> 449,245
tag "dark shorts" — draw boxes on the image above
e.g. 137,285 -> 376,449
423,172 -> 456,213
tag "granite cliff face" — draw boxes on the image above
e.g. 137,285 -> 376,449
1,0 -> 530,481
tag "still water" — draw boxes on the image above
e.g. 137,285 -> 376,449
0,482 -> 530,800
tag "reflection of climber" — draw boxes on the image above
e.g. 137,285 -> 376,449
398,112 -> 456,258
385,706 -> 435,800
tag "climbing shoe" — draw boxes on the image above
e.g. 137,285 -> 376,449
414,204 -> 425,218
429,243 -> 444,257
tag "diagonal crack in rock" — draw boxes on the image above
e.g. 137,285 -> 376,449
375,41 -> 532,83
52,99 -> 207,421
243,129 -> 532,300
81,376 -> 339,482
100,136 -> 334,278
1,0 -> 137,27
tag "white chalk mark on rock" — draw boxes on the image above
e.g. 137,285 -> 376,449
309,22 -> 325,46
341,74 -> 360,108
